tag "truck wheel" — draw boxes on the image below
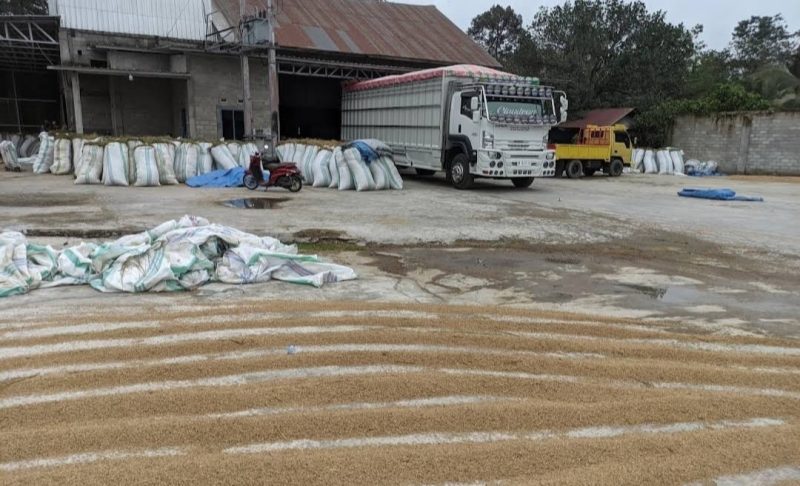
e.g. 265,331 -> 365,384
609,159 -> 624,177
415,168 -> 436,177
449,154 -> 474,190
555,160 -> 565,178
566,160 -> 583,179
512,177 -> 534,188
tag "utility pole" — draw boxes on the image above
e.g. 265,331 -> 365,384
266,0 -> 280,151
240,0 -> 253,140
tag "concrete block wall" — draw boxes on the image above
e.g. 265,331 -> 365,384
671,112 -> 800,175
186,54 -> 270,139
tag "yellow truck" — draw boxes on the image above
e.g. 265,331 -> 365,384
552,124 -> 633,178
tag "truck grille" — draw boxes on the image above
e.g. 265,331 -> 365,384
495,140 -> 543,151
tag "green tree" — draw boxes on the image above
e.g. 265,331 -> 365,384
467,5 -> 526,63
731,15 -> 799,73
0,0 -> 49,15
686,49 -> 734,99
529,0 -> 697,112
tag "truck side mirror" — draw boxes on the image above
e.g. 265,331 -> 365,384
470,97 -> 479,111
472,110 -> 481,123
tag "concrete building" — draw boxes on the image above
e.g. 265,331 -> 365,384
2,0 -> 499,141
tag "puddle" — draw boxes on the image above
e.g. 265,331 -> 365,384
222,198 -> 288,209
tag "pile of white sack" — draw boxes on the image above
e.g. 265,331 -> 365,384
631,148 -> 688,176
1,132 -> 262,187
0,215 -> 357,298
277,139 -> 403,191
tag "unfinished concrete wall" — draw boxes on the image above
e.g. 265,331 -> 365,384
671,112 -> 800,175
186,54 -> 269,139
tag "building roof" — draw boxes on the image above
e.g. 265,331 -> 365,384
216,0 -> 501,67
560,108 -> 635,129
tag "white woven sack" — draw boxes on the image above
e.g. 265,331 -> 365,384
72,138 -> 85,176
153,143 -> 179,185
198,143 -> 213,175
227,143 -> 241,163
670,150 -> 685,175
174,143 -> 201,182
133,146 -> 161,187
74,144 -> 104,185
211,144 -> 238,170
302,146 -> 319,184
32,132 -> 55,174
50,139 -> 72,175
369,160 -> 388,190
102,142 -> 130,186
0,141 -> 19,170
126,140 -> 142,182
239,143 -> 259,168
328,149 -> 340,188
380,156 -> 403,190
335,147 -> 353,191
312,150 -> 332,187
344,147 -> 376,192
643,150 -> 657,174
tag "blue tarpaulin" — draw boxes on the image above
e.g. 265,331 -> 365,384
678,188 -> 764,202
187,168 -> 246,188
349,141 -> 380,164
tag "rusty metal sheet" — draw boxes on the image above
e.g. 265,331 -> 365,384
216,0 -> 500,67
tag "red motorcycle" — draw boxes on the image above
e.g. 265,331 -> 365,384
243,146 -> 302,193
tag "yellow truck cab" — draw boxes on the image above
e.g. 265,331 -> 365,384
552,124 -> 633,178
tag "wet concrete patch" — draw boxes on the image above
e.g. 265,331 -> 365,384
222,198 -> 289,209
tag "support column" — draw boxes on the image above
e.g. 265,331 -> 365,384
241,54 -> 253,139
266,0 -> 280,147
109,76 -> 122,135
71,72 -> 84,134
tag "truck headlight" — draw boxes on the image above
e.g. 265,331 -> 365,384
546,152 -> 555,160
490,151 -> 502,160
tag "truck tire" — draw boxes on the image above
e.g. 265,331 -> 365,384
449,153 -> 474,189
609,159 -> 624,177
566,160 -> 583,179
512,177 -> 534,188
555,160 -> 565,178
415,168 -> 436,177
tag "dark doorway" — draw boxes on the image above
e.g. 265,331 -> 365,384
279,74 -> 342,140
221,108 -> 245,140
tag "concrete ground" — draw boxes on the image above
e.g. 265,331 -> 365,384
2,170 -> 799,484
1,170 -> 799,337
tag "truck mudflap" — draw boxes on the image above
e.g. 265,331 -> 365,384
473,150 -> 557,178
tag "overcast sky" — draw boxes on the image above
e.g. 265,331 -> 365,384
396,0 -> 799,50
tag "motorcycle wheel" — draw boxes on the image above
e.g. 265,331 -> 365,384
243,174 -> 259,190
288,175 -> 303,193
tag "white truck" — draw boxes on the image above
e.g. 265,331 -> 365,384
341,65 -> 567,189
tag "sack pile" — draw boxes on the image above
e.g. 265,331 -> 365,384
0,215 -> 357,298
276,139 -> 403,191
632,148 -> 687,176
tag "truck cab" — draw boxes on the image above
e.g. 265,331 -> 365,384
445,82 -> 563,189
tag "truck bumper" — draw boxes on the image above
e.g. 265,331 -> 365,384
474,150 -> 557,178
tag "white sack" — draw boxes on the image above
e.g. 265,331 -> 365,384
50,139 -> 72,175
344,147 -> 376,192
153,143 -> 179,185
133,146 -> 161,187
211,144 -> 238,171
239,143 -> 259,168
380,156 -> 403,190
198,143 -> 213,175
335,147 -> 354,191
633,148 -> 645,172
293,144 -> 307,165
74,144 -> 104,185
311,150 -> 333,187
19,135 -> 36,158
227,143 -> 241,164
102,142 -> 130,186
369,160 -> 388,190
643,150 -> 657,174
72,138 -> 85,176
174,143 -> 201,182
32,132 -> 55,174
0,141 -> 20,171
328,149 -> 340,188
670,150 -> 685,175
302,146 -> 319,184
126,140 -> 143,183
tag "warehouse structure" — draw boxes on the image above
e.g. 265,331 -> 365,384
3,0 -> 499,141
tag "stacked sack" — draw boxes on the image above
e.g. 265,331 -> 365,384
1,132 -> 54,172
276,139 -> 403,191
632,148 -> 686,176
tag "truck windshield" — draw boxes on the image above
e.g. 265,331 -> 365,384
486,99 -> 550,118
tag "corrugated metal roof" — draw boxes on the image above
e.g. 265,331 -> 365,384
216,0 -> 500,67
50,0 -> 210,40
560,108 -> 635,129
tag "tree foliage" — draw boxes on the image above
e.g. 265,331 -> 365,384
0,0 -> 48,15
731,15 -> 800,73
527,0 -> 697,113
467,5 -> 526,63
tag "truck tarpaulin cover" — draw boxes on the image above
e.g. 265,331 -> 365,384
0,216 -> 357,298
345,64 -> 511,92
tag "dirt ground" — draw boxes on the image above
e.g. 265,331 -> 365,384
1,171 -> 799,484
